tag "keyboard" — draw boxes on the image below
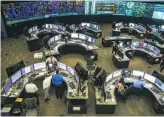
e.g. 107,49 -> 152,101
69,82 -> 76,89
150,87 -> 160,94
60,72 -> 68,77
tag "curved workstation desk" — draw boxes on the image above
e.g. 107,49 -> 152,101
25,24 -> 68,52
45,33 -> 99,61
95,69 -> 164,114
112,41 -> 162,69
80,22 -> 102,38
113,22 -> 146,38
102,36 -> 133,47
1,61 -> 88,114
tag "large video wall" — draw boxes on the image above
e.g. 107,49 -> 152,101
1,0 -> 164,25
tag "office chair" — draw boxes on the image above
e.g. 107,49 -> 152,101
23,97 -> 39,116
86,58 -> 96,80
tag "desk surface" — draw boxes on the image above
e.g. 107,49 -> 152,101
104,69 -> 164,106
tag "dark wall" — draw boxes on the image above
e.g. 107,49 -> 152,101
3,15 -> 164,37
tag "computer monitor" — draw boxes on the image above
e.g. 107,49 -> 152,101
144,73 -> 156,83
81,23 -> 87,26
34,62 -> 46,70
139,41 -> 144,48
143,43 -> 148,48
28,28 -> 32,34
21,65 -> 34,75
132,41 -> 139,48
132,70 -> 144,77
87,37 -> 92,43
57,62 -> 67,71
46,24 -> 49,28
4,78 -> 12,94
150,46 -> 154,52
10,70 -> 22,83
74,71 -> 79,83
48,64 -> 55,72
154,47 -> 160,55
147,44 -> 153,51
155,79 -> 164,91
67,66 -> 75,75
86,23 -> 90,27
71,33 -> 78,38
113,70 -> 122,78
79,34 -> 86,40
33,26 -> 38,32
105,73 -> 113,83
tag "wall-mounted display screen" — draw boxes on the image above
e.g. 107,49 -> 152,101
95,0 -> 115,15
152,4 -> 164,20
1,1 -> 164,25
2,1 -> 85,25
10,70 -> 22,83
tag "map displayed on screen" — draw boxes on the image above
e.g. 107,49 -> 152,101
95,0 -> 114,15
2,1 -> 85,25
152,4 -> 164,20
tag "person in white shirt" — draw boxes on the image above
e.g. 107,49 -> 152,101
43,73 -> 52,102
46,56 -> 57,65
46,56 -> 58,72
25,80 -> 39,105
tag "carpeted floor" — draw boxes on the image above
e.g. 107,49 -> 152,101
1,23 -> 164,116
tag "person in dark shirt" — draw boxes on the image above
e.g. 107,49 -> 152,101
51,69 -> 64,99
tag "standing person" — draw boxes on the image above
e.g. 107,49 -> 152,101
160,55 -> 164,72
46,56 -> 58,72
43,73 -> 51,103
25,80 -> 39,105
51,69 -> 64,99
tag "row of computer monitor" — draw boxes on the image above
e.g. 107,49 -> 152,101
149,25 -> 164,32
115,22 -> 145,32
131,41 -> 160,55
3,61 -> 79,94
81,22 -> 100,30
47,33 -> 95,46
43,24 -> 66,31
105,69 -> 164,92
28,24 -> 66,34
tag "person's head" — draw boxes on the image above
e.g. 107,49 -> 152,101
56,69 -> 59,74
138,76 -> 142,80
50,56 -> 54,59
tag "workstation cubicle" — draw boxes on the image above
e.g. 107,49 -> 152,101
45,33 -> 99,61
112,22 -> 146,38
112,41 -> 162,69
96,69 -> 164,114
1,61 -> 89,115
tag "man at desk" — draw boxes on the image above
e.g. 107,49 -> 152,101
132,76 -> 144,89
25,80 -> 39,105
43,73 -> 51,103
51,69 -> 64,99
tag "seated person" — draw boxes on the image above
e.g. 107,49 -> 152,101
119,76 -> 125,85
132,76 -> 144,89
115,82 -> 130,102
